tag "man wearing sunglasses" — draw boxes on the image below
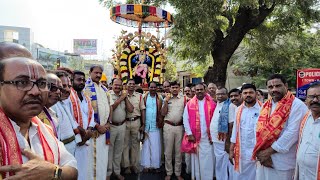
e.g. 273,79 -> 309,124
38,73 -> 62,137
52,71 -> 81,156
0,57 -> 77,179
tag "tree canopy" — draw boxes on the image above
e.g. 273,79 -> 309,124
100,0 -> 320,86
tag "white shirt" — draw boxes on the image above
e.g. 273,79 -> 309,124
78,92 -> 95,129
210,101 -> 235,143
270,98 -> 308,170
183,99 -> 208,139
52,101 -> 77,141
10,119 -> 77,168
230,102 -> 261,161
296,114 -> 320,179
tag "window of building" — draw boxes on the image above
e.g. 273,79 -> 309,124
4,30 -> 19,43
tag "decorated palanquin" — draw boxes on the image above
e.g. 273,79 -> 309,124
109,3 -> 172,85
112,31 -> 167,85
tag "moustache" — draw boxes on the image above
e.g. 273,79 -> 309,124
310,102 -> 320,106
23,97 -> 42,105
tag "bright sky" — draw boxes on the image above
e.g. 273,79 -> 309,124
0,0 -> 172,60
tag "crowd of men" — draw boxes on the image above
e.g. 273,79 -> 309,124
0,42 -> 318,180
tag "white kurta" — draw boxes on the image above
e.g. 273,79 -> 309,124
52,100 -> 79,155
209,101 -> 235,180
230,102 -> 261,180
71,92 -> 96,180
10,119 -> 77,168
256,98 -> 308,180
183,99 -> 214,180
295,114 -> 320,180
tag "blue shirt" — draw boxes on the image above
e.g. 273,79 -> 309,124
145,94 -> 162,132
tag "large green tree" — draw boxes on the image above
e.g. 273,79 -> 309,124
232,30 -> 320,88
101,0 -> 320,86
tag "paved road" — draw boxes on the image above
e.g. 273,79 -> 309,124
110,164 -> 192,180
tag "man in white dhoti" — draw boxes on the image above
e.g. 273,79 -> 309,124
85,65 -> 113,180
182,83 -> 216,180
229,84 -> 262,180
141,81 -> 163,173
209,87 -> 234,180
52,71 -> 80,155
295,83 -> 320,180
70,70 -> 96,180
252,74 -> 308,180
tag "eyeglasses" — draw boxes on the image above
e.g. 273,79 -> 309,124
49,84 -> 63,92
307,95 -> 320,100
0,79 -> 48,91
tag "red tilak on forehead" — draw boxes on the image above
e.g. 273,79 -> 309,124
31,65 -> 36,79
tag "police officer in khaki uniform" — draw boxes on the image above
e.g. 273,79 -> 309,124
107,78 -> 133,180
161,81 -> 185,180
123,79 -> 146,174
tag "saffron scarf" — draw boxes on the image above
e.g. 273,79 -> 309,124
181,94 -> 216,153
296,111 -> 320,180
85,78 -> 110,144
0,108 -> 60,178
38,107 -> 58,137
234,101 -> 262,172
252,91 -> 295,160
70,88 -> 93,128
218,99 -> 231,133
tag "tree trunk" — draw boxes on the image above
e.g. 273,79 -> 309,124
204,56 -> 228,88
204,4 -> 275,87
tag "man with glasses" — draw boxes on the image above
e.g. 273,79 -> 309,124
0,57 -> 77,179
252,74 -> 308,180
52,71 -> 80,156
295,82 -> 320,180
210,87 -> 234,180
69,70 -> 96,180
38,73 -> 62,137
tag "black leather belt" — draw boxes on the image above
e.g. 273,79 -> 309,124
126,116 -> 140,121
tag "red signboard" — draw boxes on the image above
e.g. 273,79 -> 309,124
296,68 -> 320,99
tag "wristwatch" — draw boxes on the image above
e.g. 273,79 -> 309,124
53,165 -> 62,180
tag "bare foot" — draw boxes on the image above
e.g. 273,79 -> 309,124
165,175 -> 171,180
115,174 -> 125,180
124,167 -> 131,174
177,176 -> 184,180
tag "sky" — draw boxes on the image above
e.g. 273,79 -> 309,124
0,0 -> 172,60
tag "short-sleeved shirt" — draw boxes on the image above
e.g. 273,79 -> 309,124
126,91 -> 145,118
109,90 -> 126,123
164,95 -> 185,123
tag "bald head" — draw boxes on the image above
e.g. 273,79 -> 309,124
0,57 -> 47,122
0,42 -> 33,60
